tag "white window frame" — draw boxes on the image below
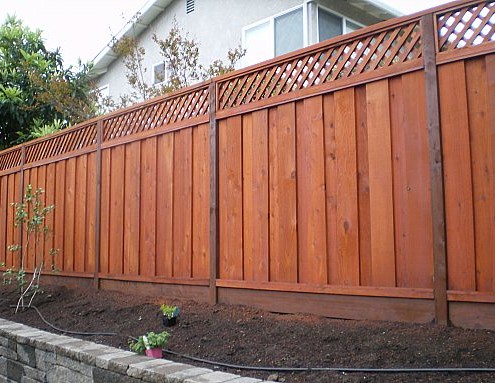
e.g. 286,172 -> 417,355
152,61 -> 168,85
242,4 -> 308,65
316,4 -> 365,42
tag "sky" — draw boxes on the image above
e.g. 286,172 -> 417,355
0,0 -> 453,68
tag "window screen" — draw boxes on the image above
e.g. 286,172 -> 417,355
244,21 -> 272,66
275,8 -> 303,56
318,8 -> 343,42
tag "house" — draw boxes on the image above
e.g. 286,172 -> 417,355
92,0 -> 401,101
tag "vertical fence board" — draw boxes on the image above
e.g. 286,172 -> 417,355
268,103 -> 298,283
243,111 -> 269,282
323,94 -> 339,285
45,163 -> 56,269
466,56 -> 495,292
0,176 -> 8,266
6,174 -> 15,268
54,161 -> 65,272
64,158 -> 76,272
439,61 -> 476,291
12,172 -> 20,268
156,133 -> 174,277
296,96 -> 328,284
193,123 -> 210,279
140,137 -> 157,277
124,141 -> 141,276
37,165 -> 47,268
109,146 -> 125,275
74,155 -> 88,273
391,72 -> 433,288
355,86 -> 372,287
219,117 -> 243,280
99,150 -> 111,275
26,168 -> 37,270
173,128 -> 193,278
334,88 -> 359,286
86,152 -> 96,274
366,80 -> 396,287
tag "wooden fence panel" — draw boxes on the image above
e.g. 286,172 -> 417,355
439,54 -> 495,294
0,0 -> 494,326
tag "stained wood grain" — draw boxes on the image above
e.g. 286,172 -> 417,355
156,133 -> 174,278
140,137 -> 157,277
64,157 -> 76,272
108,145 -> 125,275
74,155 -> 88,273
268,103 -> 298,283
242,111 -> 269,282
296,96 -> 327,284
466,56 -> 495,292
124,141 -> 141,276
173,128 -> 193,278
219,116 -> 243,280
334,88 -> 359,286
366,80 -> 396,287
192,124 -> 210,279
438,61 -> 476,291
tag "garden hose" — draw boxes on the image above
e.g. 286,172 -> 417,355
10,305 -> 495,375
162,348 -> 495,374
11,305 -> 117,337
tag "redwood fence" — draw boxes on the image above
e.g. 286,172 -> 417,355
1,0 -> 494,328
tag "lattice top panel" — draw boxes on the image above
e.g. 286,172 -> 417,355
437,1 -> 495,52
24,123 -> 97,165
0,147 -> 22,172
103,85 -> 209,142
217,20 -> 422,111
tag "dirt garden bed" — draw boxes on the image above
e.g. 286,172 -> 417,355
0,284 -> 494,383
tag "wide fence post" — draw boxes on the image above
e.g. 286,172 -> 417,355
209,81 -> 219,304
93,119 -> 103,289
421,13 -> 448,325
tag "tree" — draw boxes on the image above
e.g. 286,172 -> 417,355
0,16 -> 97,149
109,18 -> 245,108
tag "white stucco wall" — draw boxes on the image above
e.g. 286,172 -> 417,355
96,0 -> 385,101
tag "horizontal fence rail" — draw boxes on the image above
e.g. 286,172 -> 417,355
0,0 -> 494,328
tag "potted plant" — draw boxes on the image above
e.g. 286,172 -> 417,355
129,331 -> 170,358
160,304 -> 180,327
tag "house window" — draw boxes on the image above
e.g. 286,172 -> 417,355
318,7 -> 363,42
275,8 -> 304,56
243,6 -> 305,66
186,0 -> 194,14
152,62 -> 168,85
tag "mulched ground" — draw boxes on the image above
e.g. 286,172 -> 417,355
1,284 -> 495,383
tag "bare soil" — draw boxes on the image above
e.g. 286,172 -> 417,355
1,284 -> 494,383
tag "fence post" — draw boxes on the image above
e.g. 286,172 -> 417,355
93,119 -> 103,289
421,13 -> 448,325
209,81 -> 219,304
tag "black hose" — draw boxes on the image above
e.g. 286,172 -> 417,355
162,349 -> 495,374
11,305 -> 117,337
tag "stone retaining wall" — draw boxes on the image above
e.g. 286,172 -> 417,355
0,318 -> 271,383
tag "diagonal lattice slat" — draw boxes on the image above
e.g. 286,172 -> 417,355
103,86 -> 209,142
0,148 -> 23,171
24,123 -> 98,165
437,1 -> 495,51
217,21 -> 422,111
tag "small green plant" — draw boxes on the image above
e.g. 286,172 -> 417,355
159,304 -> 179,319
129,331 -> 170,354
3,185 -> 58,312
